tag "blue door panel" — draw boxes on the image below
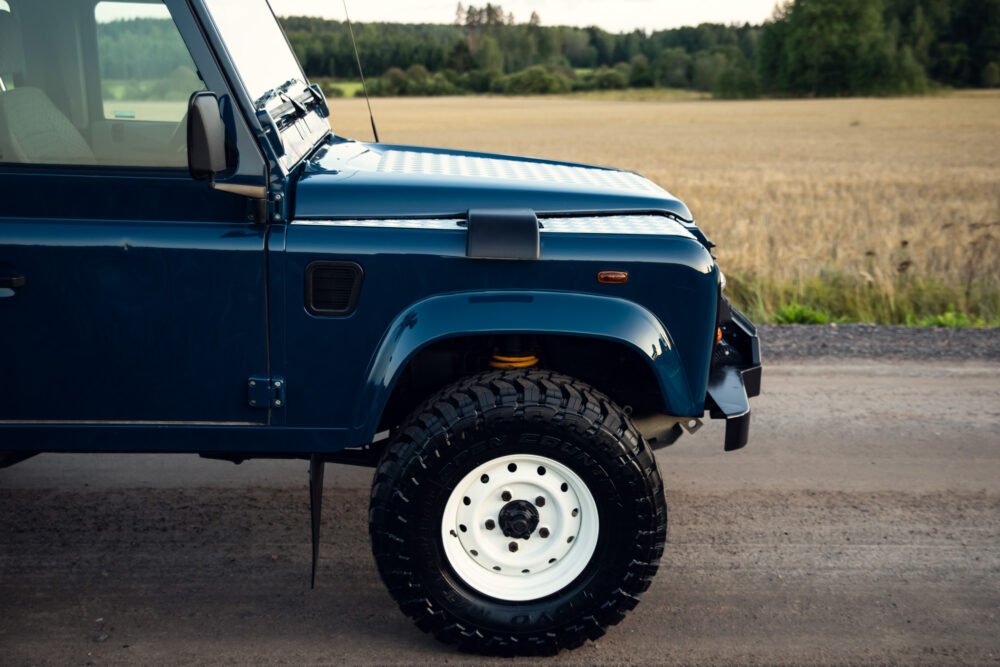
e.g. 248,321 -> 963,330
0,171 -> 267,424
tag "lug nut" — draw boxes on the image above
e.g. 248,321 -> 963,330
508,542 -> 518,552
535,496 -> 545,507
485,519 -> 496,530
539,527 -> 550,538
501,490 -> 512,502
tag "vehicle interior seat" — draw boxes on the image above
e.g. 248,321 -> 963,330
0,6 -> 97,165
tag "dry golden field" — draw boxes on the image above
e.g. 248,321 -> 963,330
329,92 -> 1000,324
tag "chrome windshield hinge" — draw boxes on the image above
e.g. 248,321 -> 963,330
248,376 -> 286,409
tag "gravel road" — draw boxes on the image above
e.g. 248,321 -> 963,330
1,327 -> 999,666
758,323 -> 1000,361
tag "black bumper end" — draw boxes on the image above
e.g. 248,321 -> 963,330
706,306 -> 761,452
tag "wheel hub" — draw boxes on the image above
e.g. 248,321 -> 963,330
499,500 -> 539,539
440,453 -> 600,602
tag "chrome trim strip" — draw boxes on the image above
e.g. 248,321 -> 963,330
294,219 -> 464,230
212,182 -> 267,199
540,215 -> 694,237
293,215 -> 694,237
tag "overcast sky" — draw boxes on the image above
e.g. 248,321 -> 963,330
268,0 -> 781,33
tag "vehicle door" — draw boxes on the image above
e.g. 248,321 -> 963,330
0,0 -> 270,425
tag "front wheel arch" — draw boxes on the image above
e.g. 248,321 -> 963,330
355,290 -> 699,439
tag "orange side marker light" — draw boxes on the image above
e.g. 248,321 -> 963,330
597,270 -> 629,285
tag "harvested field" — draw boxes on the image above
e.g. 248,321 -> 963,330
329,92 -> 1000,324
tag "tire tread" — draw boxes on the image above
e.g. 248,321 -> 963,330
369,369 -> 667,656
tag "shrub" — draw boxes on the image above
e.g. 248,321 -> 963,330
772,303 -> 833,324
628,54 -> 655,88
581,65 -> 629,90
911,309 -> 981,328
983,62 -> 1000,88
492,66 -> 572,95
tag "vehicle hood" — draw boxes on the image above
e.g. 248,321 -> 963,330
292,136 -> 693,222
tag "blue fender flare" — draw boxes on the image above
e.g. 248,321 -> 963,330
354,290 -> 699,439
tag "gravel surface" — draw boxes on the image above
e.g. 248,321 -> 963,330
1,487 -> 997,667
759,323 -> 1000,361
2,362 -> 999,665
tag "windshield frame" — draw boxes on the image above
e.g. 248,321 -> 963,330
195,0 -> 330,175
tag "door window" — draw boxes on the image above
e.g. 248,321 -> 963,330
95,1 -> 199,123
0,0 -> 203,167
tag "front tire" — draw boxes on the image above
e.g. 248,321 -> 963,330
369,369 -> 667,655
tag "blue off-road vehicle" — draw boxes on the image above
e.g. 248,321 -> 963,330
0,0 -> 760,655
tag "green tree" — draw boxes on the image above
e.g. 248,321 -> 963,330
476,35 -> 504,73
984,61 -> 1000,86
493,65 -> 572,94
758,0 -> 927,96
628,54 -> 655,87
277,1 -> 999,96
692,50 -> 727,91
654,48 -> 691,87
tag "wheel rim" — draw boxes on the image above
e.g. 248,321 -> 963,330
440,453 -> 600,602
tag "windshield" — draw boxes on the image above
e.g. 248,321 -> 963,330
203,0 -> 328,170
203,0 -> 303,103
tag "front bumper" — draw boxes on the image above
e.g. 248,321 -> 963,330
706,304 -> 761,451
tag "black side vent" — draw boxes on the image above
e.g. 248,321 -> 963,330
306,261 -> 363,316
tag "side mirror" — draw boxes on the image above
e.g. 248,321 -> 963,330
187,92 -> 233,181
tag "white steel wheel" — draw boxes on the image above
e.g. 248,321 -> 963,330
440,453 -> 599,601
370,369 -> 667,656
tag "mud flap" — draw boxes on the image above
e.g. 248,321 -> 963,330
309,455 -> 325,589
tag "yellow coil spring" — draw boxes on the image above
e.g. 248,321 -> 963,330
490,354 -> 539,369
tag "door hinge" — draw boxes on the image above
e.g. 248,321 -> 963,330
248,376 -> 286,409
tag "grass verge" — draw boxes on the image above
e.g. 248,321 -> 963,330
728,272 -> 1000,328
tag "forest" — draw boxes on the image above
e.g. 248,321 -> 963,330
94,0 -> 1000,99
278,0 -> 1000,97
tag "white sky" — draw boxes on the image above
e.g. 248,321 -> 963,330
268,0 -> 781,32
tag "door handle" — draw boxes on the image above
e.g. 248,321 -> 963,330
0,274 -> 25,289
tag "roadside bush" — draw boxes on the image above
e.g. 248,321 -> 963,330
572,65 -> 629,91
492,65 -> 572,94
369,67 -> 408,96
628,54 -> 655,88
312,78 -> 345,97
714,64 -> 761,99
367,66 -> 460,96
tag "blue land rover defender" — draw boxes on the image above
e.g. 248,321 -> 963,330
0,0 -> 761,655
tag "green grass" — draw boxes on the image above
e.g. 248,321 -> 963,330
311,77 -> 364,98
772,303 -> 839,325
727,272 -> 1000,328
907,310 -> 986,328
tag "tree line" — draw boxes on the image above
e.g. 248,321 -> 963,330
281,0 -> 999,98
94,0 -> 1000,98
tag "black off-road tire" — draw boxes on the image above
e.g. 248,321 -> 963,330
369,369 -> 667,656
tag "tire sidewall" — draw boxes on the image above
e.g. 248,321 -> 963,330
400,408 -> 654,635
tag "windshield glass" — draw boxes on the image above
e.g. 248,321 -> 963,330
203,0 -> 303,104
